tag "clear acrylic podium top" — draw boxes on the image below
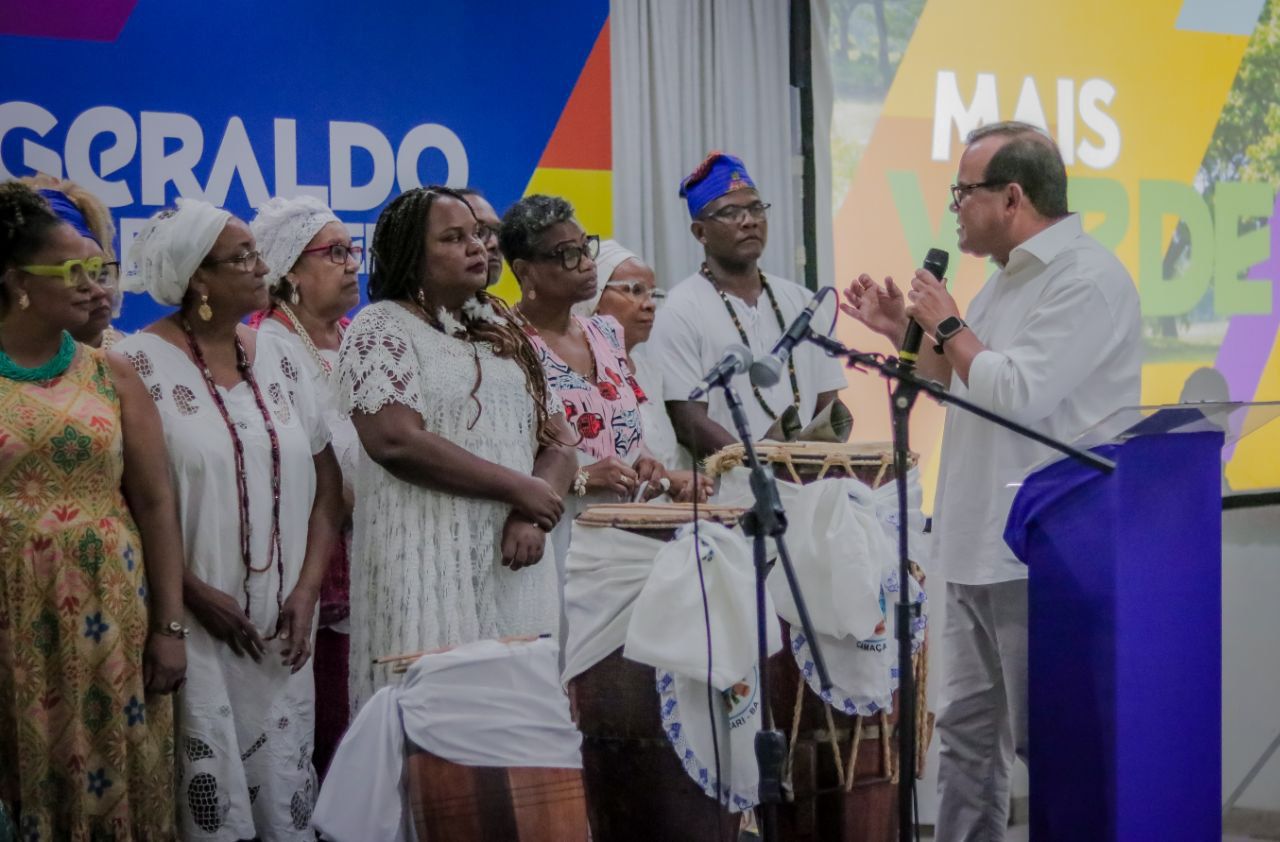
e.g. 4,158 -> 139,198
1015,400 -> 1280,483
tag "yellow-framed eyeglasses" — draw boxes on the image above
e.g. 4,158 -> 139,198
19,256 -> 120,288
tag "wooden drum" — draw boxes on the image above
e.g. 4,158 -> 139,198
407,748 -> 588,842
569,503 -> 746,842
709,442 -> 931,841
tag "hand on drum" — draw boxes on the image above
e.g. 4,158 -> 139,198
841,273 -> 909,343
667,469 -> 713,503
584,456 -> 640,498
501,514 -> 547,570
633,456 -> 669,501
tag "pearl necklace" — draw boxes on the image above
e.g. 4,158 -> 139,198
274,303 -> 336,376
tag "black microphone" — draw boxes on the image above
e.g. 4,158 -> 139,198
688,343 -> 753,400
748,287 -> 833,388
899,248 -> 949,369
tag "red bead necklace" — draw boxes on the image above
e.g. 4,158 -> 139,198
180,317 -> 285,621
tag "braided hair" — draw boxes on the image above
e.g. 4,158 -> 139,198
369,186 -> 557,446
0,181 -> 62,312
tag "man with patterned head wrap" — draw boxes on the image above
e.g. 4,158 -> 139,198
648,152 -> 847,457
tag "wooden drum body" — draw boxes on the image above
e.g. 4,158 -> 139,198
707,443 -> 929,841
407,748 -> 588,842
569,504 -> 745,842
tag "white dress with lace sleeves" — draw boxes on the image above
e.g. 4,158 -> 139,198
335,301 -> 560,711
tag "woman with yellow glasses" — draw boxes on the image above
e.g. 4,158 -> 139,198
0,181 -> 188,841
20,174 -> 125,350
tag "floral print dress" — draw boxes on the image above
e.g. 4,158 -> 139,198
0,346 -> 175,842
525,315 -> 647,462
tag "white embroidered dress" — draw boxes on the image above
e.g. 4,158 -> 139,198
336,301 -> 560,712
114,330 -> 331,842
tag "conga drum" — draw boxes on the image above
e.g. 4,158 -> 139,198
707,442 -> 932,841
407,751 -> 587,842
568,503 -> 747,842
385,638 -> 591,842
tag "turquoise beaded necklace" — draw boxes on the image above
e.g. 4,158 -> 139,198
0,330 -> 77,383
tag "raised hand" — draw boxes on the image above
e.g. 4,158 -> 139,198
841,273 -> 909,344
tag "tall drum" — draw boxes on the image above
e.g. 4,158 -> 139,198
707,441 -> 932,841
566,503 -> 747,842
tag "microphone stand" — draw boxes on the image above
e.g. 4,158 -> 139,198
804,330 -> 1114,842
704,370 -> 834,842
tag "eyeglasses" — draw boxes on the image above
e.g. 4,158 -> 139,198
476,223 -> 498,243
300,242 -> 364,265
203,250 -> 264,273
950,181 -> 1008,206
604,280 -> 666,303
537,235 -> 600,271
703,201 -> 771,224
20,256 -> 120,289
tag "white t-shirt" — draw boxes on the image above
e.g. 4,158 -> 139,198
932,214 -> 1142,585
649,270 -> 847,441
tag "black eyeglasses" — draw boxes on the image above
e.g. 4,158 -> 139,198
203,250 -> 264,273
300,242 -> 364,265
476,223 -> 499,242
537,235 -> 600,271
703,201 -> 771,224
950,181 -> 1008,206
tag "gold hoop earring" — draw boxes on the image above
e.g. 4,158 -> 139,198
198,293 -> 213,322
17,292 -> 30,310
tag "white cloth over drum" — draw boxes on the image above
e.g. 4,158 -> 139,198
313,637 -> 580,842
562,519 -> 780,811
716,469 -> 929,714
625,521 -> 781,689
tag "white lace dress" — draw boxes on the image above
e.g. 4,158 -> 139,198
114,330 -> 331,842
336,301 -> 560,712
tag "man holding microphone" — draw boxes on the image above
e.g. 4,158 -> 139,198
842,121 -> 1142,841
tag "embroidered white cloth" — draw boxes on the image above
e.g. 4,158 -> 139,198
624,521 -> 781,689
314,637 -> 580,842
657,666 -> 764,813
714,469 -> 929,714
250,195 -> 341,285
563,519 -> 777,812
123,198 -> 231,305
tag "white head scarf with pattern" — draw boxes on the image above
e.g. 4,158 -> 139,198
250,195 -> 342,287
123,198 -> 231,306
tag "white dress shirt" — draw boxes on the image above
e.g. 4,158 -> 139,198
933,214 -> 1142,585
649,270 -> 848,441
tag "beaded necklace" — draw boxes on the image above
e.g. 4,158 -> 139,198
699,262 -> 801,421
0,330 -> 77,383
274,303 -> 338,376
180,317 -> 285,621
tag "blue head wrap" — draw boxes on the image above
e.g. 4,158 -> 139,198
38,189 -> 100,246
678,152 -> 757,218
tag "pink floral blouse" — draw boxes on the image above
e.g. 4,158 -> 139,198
525,314 -> 647,462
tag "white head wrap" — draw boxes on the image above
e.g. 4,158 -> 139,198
123,198 -> 232,306
572,239 -> 641,319
250,195 -> 342,286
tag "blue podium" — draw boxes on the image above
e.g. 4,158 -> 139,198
1002,403 -> 1275,841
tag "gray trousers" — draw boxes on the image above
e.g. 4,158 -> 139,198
934,580 -> 1029,842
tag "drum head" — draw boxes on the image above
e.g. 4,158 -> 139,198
575,502 -> 746,530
